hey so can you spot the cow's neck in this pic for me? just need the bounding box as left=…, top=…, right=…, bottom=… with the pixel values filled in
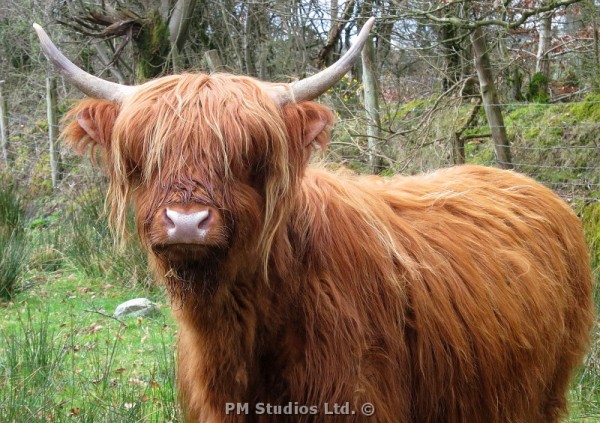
left=157, top=249, right=302, bottom=414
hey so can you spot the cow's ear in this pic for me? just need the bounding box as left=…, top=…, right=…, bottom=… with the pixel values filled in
left=282, top=101, right=335, bottom=152
left=62, top=99, right=120, bottom=154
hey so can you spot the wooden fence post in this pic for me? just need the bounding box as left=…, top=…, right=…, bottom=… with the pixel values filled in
left=361, top=32, right=384, bottom=174
left=0, top=80, right=9, bottom=168
left=205, top=50, right=225, bottom=72
left=47, top=77, right=61, bottom=190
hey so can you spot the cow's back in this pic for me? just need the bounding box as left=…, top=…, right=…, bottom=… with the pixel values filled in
left=293, top=164, right=593, bottom=422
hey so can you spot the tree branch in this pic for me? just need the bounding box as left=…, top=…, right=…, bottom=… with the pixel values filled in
left=316, top=0, right=357, bottom=67
left=406, top=0, right=581, bottom=30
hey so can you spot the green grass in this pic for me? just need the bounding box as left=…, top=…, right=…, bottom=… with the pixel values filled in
left=0, top=270, right=180, bottom=422
left=0, top=175, right=179, bottom=421
left=571, top=334, right=600, bottom=422
left=0, top=173, right=28, bottom=299
left=570, top=201, right=600, bottom=421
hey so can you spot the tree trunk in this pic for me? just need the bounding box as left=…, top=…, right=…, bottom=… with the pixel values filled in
left=218, top=1, right=244, bottom=72
left=241, top=3, right=271, bottom=78
left=470, top=26, right=512, bottom=169
left=452, top=133, right=465, bottom=165
left=135, top=9, right=171, bottom=80
left=169, top=0, right=198, bottom=52
left=243, top=4, right=257, bottom=76
left=331, top=0, right=339, bottom=23
left=205, top=50, right=225, bottom=72
left=166, top=0, right=198, bottom=71
left=440, top=21, right=461, bottom=91
left=94, top=42, right=128, bottom=84
left=509, top=66, right=525, bottom=101
left=453, top=101, right=483, bottom=165
left=535, top=10, right=553, bottom=96
left=316, top=0, right=357, bottom=67
left=254, top=6, right=270, bottom=80
left=595, top=6, right=600, bottom=68
left=591, top=0, right=600, bottom=91
left=0, top=81, right=9, bottom=168
left=46, top=77, right=61, bottom=190
left=362, top=33, right=384, bottom=174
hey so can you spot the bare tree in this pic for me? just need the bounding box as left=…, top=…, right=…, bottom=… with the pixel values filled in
left=361, top=20, right=384, bottom=173
left=471, top=26, right=512, bottom=169
left=55, top=0, right=199, bottom=80
left=316, top=0, right=357, bottom=67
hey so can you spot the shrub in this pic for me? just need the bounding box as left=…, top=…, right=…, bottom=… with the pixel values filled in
left=527, top=72, right=550, bottom=103
left=64, top=183, right=153, bottom=288
left=0, top=174, right=28, bottom=299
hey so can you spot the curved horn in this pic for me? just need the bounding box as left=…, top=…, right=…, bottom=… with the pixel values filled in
left=270, top=17, right=375, bottom=105
left=33, top=23, right=135, bottom=103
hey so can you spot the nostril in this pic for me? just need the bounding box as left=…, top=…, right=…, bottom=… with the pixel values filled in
left=197, top=209, right=211, bottom=228
left=163, top=209, right=175, bottom=228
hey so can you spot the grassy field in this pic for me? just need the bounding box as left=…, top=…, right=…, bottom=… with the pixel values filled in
left=0, top=270, right=180, bottom=422
left=0, top=177, right=181, bottom=422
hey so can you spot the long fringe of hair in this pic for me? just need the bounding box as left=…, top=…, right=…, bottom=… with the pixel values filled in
left=64, top=74, right=313, bottom=273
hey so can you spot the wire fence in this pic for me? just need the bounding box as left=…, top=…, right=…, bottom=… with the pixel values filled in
left=1, top=96, right=599, bottom=207
left=329, top=99, right=600, bottom=206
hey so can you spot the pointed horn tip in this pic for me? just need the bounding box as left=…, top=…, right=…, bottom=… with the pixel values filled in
left=32, top=23, right=45, bottom=37
left=32, top=23, right=51, bottom=48
left=354, top=17, right=376, bottom=47
left=284, top=16, right=376, bottom=104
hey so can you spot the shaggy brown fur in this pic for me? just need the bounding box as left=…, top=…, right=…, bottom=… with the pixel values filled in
left=62, top=73, right=594, bottom=423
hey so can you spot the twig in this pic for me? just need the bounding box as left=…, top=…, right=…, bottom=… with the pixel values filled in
left=550, top=87, right=589, bottom=103
left=84, top=309, right=126, bottom=326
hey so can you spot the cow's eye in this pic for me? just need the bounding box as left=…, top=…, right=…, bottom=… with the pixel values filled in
left=126, top=161, right=142, bottom=182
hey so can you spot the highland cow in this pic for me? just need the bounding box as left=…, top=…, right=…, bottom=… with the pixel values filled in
left=34, top=19, right=593, bottom=423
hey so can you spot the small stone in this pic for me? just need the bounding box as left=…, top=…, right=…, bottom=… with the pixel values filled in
left=113, top=298, right=160, bottom=318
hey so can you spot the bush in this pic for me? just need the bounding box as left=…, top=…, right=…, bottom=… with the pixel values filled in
left=0, top=174, right=28, bottom=299
left=578, top=202, right=600, bottom=271
left=64, top=183, right=153, bottom=288
left=527, top=72, right=550, bottom=103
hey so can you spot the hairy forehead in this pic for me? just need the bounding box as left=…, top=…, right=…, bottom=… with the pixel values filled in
left=116, top=73, right=281, bottom=133
left=110, top=73, right=289, bottom=181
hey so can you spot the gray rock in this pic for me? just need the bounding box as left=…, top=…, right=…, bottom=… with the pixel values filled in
left=113, top=298, right=160, bottom=318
